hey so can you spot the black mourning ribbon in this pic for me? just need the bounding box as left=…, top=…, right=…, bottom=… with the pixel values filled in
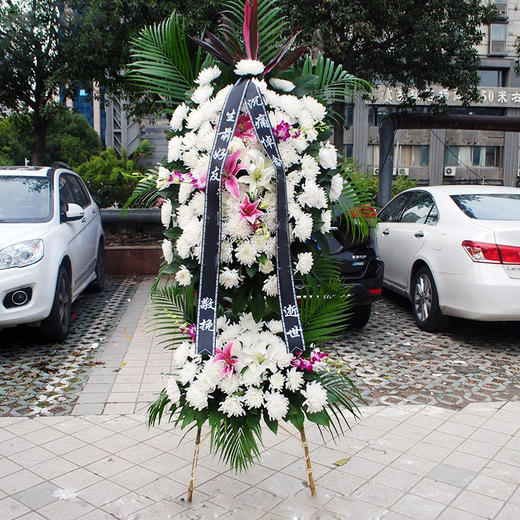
left=195, top=78, right=306, bottom=355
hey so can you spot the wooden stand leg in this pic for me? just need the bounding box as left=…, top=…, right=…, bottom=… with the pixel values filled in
left=299, top=426, right=316, bottom=496
left=187, top=426, right=202, bottom=502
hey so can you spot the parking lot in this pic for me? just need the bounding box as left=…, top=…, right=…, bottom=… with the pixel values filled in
left=336, top=291, right=520, bottom=409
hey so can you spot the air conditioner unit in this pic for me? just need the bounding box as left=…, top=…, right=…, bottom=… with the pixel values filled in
left=489, top=40, right=507, bottom=55
left=373, top=167, right=379, bottom=175
left=392, top=168, right=397, bottom=177
left=397, top=167, right=409, bottom=176
left=444, top=166, right=456, bottom=177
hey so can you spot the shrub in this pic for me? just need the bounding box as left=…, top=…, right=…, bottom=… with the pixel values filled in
left=76, top=148, right=141, bottom=208
left=342, top=159, right=417, bottom=208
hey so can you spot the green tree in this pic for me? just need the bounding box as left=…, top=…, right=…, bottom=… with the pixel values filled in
left=279, top=0, right=496, bottom=106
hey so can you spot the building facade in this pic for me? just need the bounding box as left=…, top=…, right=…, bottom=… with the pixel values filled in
left=345, top=0, right=520, bottom=187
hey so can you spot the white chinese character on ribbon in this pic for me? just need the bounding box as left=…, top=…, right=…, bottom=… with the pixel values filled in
left=247, top=96, right=261, bottom=109
left=226, top=109, right=236, bottom=122
left=209, top=166, right=220, bottom=182
left=272, top=157, right=283, bottom=167
left=254, top=114, right=270, bottom=129
left=218, top=127, right=233, bottom=142
left=286, top=326, right=301, bottom=339
left=283, top=304, right=299, bottom=318
left=261, top=136, right=275, bottom=150
left=200, top=297, right=215, bottom=311
left=200, top=319, right=213, bottom=331
left=213, top=148, right=227, bottom=160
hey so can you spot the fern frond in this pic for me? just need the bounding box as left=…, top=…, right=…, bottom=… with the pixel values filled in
left=123, top=173, right=159, bottom=211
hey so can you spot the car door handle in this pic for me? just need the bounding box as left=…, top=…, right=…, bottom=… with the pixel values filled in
left=382, top=228, right=390, bottom=236
left=414, top=231, right=424, bottom=238
left=81, top=217, right=87, bottom=223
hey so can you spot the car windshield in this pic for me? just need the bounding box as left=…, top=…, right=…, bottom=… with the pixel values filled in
left=0, top=176, right=52, bottom=223
left=451, top=193, right=520, bottom=221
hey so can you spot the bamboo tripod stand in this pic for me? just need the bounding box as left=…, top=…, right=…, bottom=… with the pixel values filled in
left=187, top=424, right=316, bottom=502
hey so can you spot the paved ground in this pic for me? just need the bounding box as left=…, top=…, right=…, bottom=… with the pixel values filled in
left=334, top=292, right=520, bottom=409
left=1, top=278, right=520, bottom=519
left=0, top=277, right=140, bottom=416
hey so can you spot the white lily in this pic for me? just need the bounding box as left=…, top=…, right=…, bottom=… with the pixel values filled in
left=240, top=149, right=275, bottom=195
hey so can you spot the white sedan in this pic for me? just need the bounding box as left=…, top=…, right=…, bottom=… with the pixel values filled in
left=375, top=185, right=520, bottom=331
left=0, top=164, right=104, bottom=342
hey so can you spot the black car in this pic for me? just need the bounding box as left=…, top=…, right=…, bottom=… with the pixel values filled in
left=329, top=215, right=384, bottom=328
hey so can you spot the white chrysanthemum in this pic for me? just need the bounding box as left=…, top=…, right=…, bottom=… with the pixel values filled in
left=179, top=361, right=200, bottom=385
left=278, top=94, right=302, bottom=119
left=219, top=395, right=245, bottom=417
left=318, top=143, right=338, bottom=170
left=302, top=96, right=327, bottom=122
left=259, top=258, right=274, bottom=274
left=269, top=78, right=295, bottom=92
left=287, top=170, right=302, bottom=185
left=189, top=192, right=205, bottom=216
left=161, top=199, right=173, bottom=228
left=329, top=173, right=344, bottom=202
left=191, top=84, right=214, bottom=104
left=244, top=388, right=264, bottom=408
left=298, top=181, right=327, bottom=209
left=269, top=372, right=285, bottom=391
left=239, top=312, right=264, bottom=333
left=241, top=366, right=263, bottom=387
left=302, top=381, right=328, bottom=413
left=265, top=392, right=289, bottom=421
left=214, top=84, right=233, bottom=109
left=183, top=218, right=203, bottom=247
left=235, top=59, right=265, bottom=76
left=221, top=240, right=234, bottom=264
left=170, top=103, right=189, bottom=131
left=195, top=65, right=221, bottom=85
left=267, top=320, right=283, bottom=334
left=225, top=213, right=253, bottom=240
left=218, top=323, right=243, bottom=345
left=252, top=77, right=268, bottom=94
left=321, top=209, right=332, bottom=234
left=173, top=341, right=192, bottom=366
left=176, top=236, right=191, bottom=259
left=229, top=136, right=246, bottom=153
left=295, top=252, right=314, bottom=275
left=177, top=204, right=195, bottom=229
left=178, top=182, right=194, bottom=205
left=235, top=241, right=258, bottom=266
left=262, top=275, right=278, bottom=296
left=168, top=136, right=182, bottom=162
left=186, top=382, right=209, bottom=410
left=220, top=267, right=242, bottom=289
left=197, top=361, right=221, bottom=392
left=166, top=377, right=181, bottom=404
left=219, top=375, right=240, bottom=395
left=301, top=155, right=320, bottom=180
left=175, top=265, right=192, bottom=286
left=292, top=213, right=313, bottom=241
left=278, top=141, right=300, bottom=167
left=162, top=239, right=174, bottom=264
left=286, top=368, right=304, bottom=392
left=185, top=106, right=206, bottom=130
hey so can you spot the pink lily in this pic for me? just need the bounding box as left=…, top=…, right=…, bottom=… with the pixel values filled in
left=223, top=150, right=246, bottom=199
left=234, top=113, right=256, bottom=143
left=213, top=341, right=238, bottom=378
left=239, top=195, right=263, bottom=224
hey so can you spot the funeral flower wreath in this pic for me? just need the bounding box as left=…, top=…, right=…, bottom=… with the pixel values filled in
left=126, top=0, right=373, bottom=490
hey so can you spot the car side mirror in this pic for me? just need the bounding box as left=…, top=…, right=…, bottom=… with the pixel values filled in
left=62, top=203, right=84, bottom=222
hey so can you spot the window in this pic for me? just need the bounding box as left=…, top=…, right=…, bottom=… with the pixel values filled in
left=477, top=69, right=506, bottom=87
left=366, top=144, right=380, bottom=167
left=344, top=144, right=353, bottom=158
left=397, top=145, right=429, bottom=167
left=451, top=194, right=520, bottom=220
left=400, top=192, right=437, bottom=225
left=345, top=104, right=354, bottom=127
left=0, top=176, right=52, bottom=223
left=368, top=106, right=393, bottom=126
left=444, top=146, right=502, bottom=168
left=378, top=192, right=411, bottom=222
left=489, top=23, right=507, bottom=55
left=60, top=174, right=90, bottom=212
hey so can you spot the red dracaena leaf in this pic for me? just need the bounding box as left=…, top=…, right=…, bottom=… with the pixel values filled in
left=276, top=46, right=308, bottom=71
left=243, top=0, right=259, bottom=60
left=264, top=29, right=300, bottom=74
left=190, top=36, right=233, bottom=65
left=220, top=15, right=244, bottom=60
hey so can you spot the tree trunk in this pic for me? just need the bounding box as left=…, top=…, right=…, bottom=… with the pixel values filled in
left=32, top=111, right=48, bottom=166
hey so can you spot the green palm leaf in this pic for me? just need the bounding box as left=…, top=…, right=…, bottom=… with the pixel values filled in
left=221, top=0, right=290, bottom=63
left=123, top=173, right=159, bottom=211
left=148, top=284, right=195, bottom=349
left=126, top=12, right=199, bottom=102
left=300, top=275, right=352, bottom=344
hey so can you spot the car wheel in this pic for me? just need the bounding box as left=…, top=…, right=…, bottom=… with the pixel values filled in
left=412, top=266, right=450, bottom=332
left=348, top=303, right=372, bottom=329
left=40, top=266, right=72, bottom=342
left=89, top=241, right=105, bottom=293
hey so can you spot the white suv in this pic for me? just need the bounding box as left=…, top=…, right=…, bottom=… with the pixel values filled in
left=0, top=163, right=105, bottom=342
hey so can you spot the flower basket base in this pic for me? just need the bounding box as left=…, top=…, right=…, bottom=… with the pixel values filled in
left=186, top=424, right=317, bottom=501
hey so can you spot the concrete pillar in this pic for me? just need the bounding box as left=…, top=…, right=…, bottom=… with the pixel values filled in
left=92, top=83, right=101, bottom=137
left=353, top=97, right=369, bottom=169
left=429, top=129, right=445, bottom=186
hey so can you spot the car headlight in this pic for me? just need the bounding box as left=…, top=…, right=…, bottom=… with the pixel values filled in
left=0, top=240, right=44, bottom=270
